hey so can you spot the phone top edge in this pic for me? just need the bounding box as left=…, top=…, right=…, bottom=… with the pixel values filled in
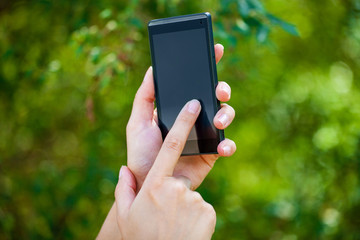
left=148, top=12, right=210, bottom=27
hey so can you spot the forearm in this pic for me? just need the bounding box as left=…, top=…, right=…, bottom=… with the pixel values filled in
left=97, top=202, right=122, bottom=240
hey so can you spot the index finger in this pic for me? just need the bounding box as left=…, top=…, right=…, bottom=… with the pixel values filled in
left=147, top=100, right=201, bottom=179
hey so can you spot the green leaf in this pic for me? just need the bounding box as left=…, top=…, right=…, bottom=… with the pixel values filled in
left=256, top=24, right=270, bottom=43
left=247, top=0, right=265, bottom=13
left=233, top=19, right=250, bottom=35
left=238, top=0, right=250, bottom=17
left=278, top=21, right=299, bottom=36
left=267, top=14, right=299, bottom=36
left=266, top=13, right=282, bottom=24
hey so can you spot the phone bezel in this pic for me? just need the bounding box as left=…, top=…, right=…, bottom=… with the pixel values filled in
left=148, top=13, right=224, bottom=155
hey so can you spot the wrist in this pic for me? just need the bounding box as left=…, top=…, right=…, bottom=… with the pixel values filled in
left=97, top=202, right=123, bottom=240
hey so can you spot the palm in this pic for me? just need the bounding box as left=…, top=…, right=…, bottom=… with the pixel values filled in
left=127, top=118, right=162, bottom=188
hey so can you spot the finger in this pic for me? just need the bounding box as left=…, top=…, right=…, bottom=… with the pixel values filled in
left=214, top=43, right=224, bottom=64
left=213, top=103, right=235, bottom=129
left=174, top=175, right=192, bottom=189
left=148, top=100, right=201, bottom=178
left=216, top=81, right=231, bottom=102
left=129, top=67, right=155, bottom=126
left=217, top=138, right=236, bottom=157
left=115, top=166, right=137, bottom=220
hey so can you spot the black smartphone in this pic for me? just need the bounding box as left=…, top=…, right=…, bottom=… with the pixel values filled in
left=148, top=12, right=224, bottom=155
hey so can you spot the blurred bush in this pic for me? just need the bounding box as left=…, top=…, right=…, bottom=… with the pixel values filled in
left=0, top=0, right=360, bottom=239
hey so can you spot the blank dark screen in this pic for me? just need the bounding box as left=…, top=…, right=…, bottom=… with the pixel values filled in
left=152, top=28, right=217, bottom=141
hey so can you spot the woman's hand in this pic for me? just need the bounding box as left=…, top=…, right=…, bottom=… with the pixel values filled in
left=97, top=49, right=233, bottom=238
left=127, top=44, right=236, bottom=190
left=116, top=100, right=216, bottom=240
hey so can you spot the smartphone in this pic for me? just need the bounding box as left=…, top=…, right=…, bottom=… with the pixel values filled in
left=148, top=12, right=224, bottom=155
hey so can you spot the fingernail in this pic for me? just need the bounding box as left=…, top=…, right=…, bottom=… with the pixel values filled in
left=187, top=100, right=200, bottom=114
left=223, top=145, right=231, bottom=155
left=119, top=166, right=124, bottom=178
left=218, top=113, right=229, bottom=127
left=220, top=44, right=224, bottom=52
left=143, top=66, right=152, bottom=82
left=222, top=85, right=230, bottom=98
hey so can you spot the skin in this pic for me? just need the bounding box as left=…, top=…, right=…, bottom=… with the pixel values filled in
left=97, top=44, right=236, bottom=239
left=115, top=100, right=216, bottom=240
left=127, top=44, right=236, bottom=191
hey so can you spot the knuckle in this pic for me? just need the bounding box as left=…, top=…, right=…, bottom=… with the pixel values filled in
left=192, top=192, right=204, bottom=203
left=146, top=180, right=163, bottom=202
left=147, top=178, right=162, bottom=193
left=203, top=203, right=217, bottom=226
left=203, top=202, right=215, bottom=215
left=147, top=187, right=157, bottom=202
left=165, top=136, right=182, bottom=152
left=173, top=181, right=187, bottom=194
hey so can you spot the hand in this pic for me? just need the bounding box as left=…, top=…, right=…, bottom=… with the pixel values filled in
left=116, top=100, right=216, bottom=240
left=127, top=44, right=236, bottom=190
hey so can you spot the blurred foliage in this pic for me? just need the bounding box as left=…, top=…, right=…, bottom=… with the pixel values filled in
left=1, top=0, right=360, bottom=239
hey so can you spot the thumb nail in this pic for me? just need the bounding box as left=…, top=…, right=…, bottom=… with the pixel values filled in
left=119, top=166, right=124, bottom=178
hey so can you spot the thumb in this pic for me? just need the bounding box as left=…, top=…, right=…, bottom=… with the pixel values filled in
left=129, top=66, right=155, bottom=125
left=115, top=166, right=137, bottom=220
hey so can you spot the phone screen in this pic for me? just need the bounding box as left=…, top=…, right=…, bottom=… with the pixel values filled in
left=152, top=27, right=218, bottom=143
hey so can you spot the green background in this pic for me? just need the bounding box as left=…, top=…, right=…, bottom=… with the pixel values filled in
left=1, top=0, right=360, bottom=239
